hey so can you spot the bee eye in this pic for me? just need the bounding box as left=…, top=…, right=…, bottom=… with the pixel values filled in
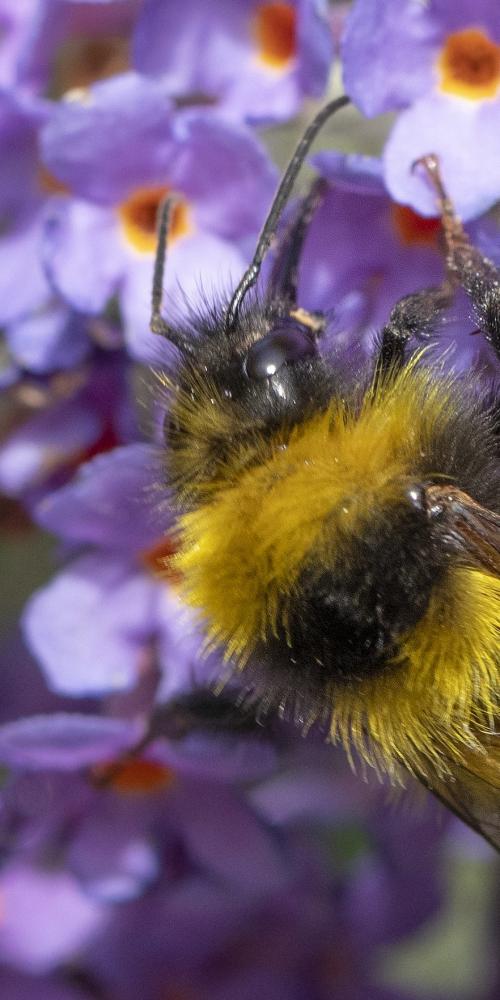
left=244, top=324, right=317, bottom=380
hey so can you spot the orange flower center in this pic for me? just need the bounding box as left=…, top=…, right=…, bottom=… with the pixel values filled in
left=119, top=186, right=190, bottom=254
left=391, top=204, right=441, bottom=247
left=141, top=535, right=183, bottom=585
left=93, top=757, right=175, bottom=794
left=438, top=27, right=500, bottom=99
left=253, top=2, right=297, bottom=68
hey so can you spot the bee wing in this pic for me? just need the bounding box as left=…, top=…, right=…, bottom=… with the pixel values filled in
left=417, top=738, right=500, bottom=851
left=425, top=484, right=500, bottom=576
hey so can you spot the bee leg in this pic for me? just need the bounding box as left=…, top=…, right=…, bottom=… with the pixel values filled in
left=374, top=282, right=453, bottom=382
left=416, top=154, right=500, bottom=362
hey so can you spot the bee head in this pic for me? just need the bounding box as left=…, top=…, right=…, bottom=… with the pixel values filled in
left=165, top=301, right=337, bottom=504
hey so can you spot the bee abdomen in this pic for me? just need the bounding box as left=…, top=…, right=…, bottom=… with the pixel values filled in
left=256, top=510, right=445, bottom=691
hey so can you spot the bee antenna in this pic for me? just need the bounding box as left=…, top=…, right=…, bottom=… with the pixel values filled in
left=151, top=195, right=195, bottom=355
left=224, top=94, right=350, bottom=334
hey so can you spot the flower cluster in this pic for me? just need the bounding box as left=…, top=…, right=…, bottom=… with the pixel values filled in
left=1, top=0, right=499, bottom=997
left=343, top=0, right=500, bottom=220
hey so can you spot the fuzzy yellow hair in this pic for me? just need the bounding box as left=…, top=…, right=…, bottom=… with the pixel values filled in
left=168, top=363, right=499, bottom=778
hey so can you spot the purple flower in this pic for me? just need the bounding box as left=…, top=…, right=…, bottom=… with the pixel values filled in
left=251, top=742, right=448, bottom=946
left=293, top=151, right=500, bottom=376
left=0, top=0, right=37, bottom=89
left=4, top=0, right=138, bottom=95
left=0, top=862, right=105, bottom=974
left=40, top=73, right=278, bottom=362
left=20, top=442, right=219, bottom=705
left=0, top=89, right=96, bottom=375
left=300, top=152, right=443, bottom=340
left=0, top=351, right=134, bottom=505
left=11, top=433, right=278, bottom=784
left=0, top=712, right=143, bottom=770
left=0, top=730, right=287, bottom=906
left=342, top=0, right=500, bottom=220
left=0, top=89, right=51, bottom=328
left=133, top=0, right=333, bottom=124
left=5, top=305, right=94, bottom=376
left=69, top=755, right=446, bottom=1000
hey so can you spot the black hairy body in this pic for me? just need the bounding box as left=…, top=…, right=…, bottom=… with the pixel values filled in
left=151, top=101, right=500, bottom=848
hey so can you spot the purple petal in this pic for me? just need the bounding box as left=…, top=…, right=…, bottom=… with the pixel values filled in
left=341, top=0, right=440, bottom=116
left=170, top=112, right=278, bottom=239
left=0, top=0, right=37, bottom=90
left=114, top=248, right=163, bottom=364
left=298, top=180, right=443, bottom=328
left=42, top=198, right=124, bottom=314
left=170, top=779, right=290, bottom=892
left=68, top=803, right=159, bottom=903
left=16, top=0, right=137, bottom=91
left=40, top=73, right=176, bottom=204
left=0, top=213, right=50, bottom=325
left=133, top=0, right=252, bottom=91
left=0, top=863, right=104, bottom=974
left=34, top=443, right=170, bottom=551
left=0, top=713, right=142, bottom=770
left=154, top=587, right=212, bottom=699
left=134, top=0, right=332, bottom=123
left=312, top=150, right=386, bottom=195
left=251, top=757, right=353, bottom=824
left=297, top=0, right=334, bottom=98
left=22, top=554, right=161, bottom=696
left=0, top=398, right=100, bottom=497
left=220, top=60, right=301, bottom=125
left=384, top=93, right=500, bottom=221
left=0, top=89, right=46, bottom=219
left=121, top=231, right=246, bottom=362
left=5, top=304, right=90, bottom=373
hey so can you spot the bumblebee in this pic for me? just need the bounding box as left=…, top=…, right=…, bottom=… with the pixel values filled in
left=152, top=97, right=500, bottom=851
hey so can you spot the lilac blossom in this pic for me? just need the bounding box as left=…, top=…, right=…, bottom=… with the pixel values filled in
left=0, top=713, right=143, bottom=770
left=0, top=350, right=135, bottom=507
left=342, top=0, right=500, bottom=220
left=294, top=151, right=497, bottom=375
left=0, top=705, right=448, bottom=999
left=0, top=88, right=95, bottom=376
left=40, top=73, right=278, bottom=362
left=133, top=0, right=333, bottom=124
left=0, top=0, right=37, bottom=89
left=0, top=89, right=51, bottom=327
left=21, top=442, right=206, bottom=698
left=11, top=437, right=277, bottom=779
left=0, top=862, right=106, bottom=974
left=299, top=152, right=444, bottom=337
left=3, top=0, right=139, bottom=95
left=0, top=0, right=499, bottom=994
left=5, top=305, right=92, bottom=376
